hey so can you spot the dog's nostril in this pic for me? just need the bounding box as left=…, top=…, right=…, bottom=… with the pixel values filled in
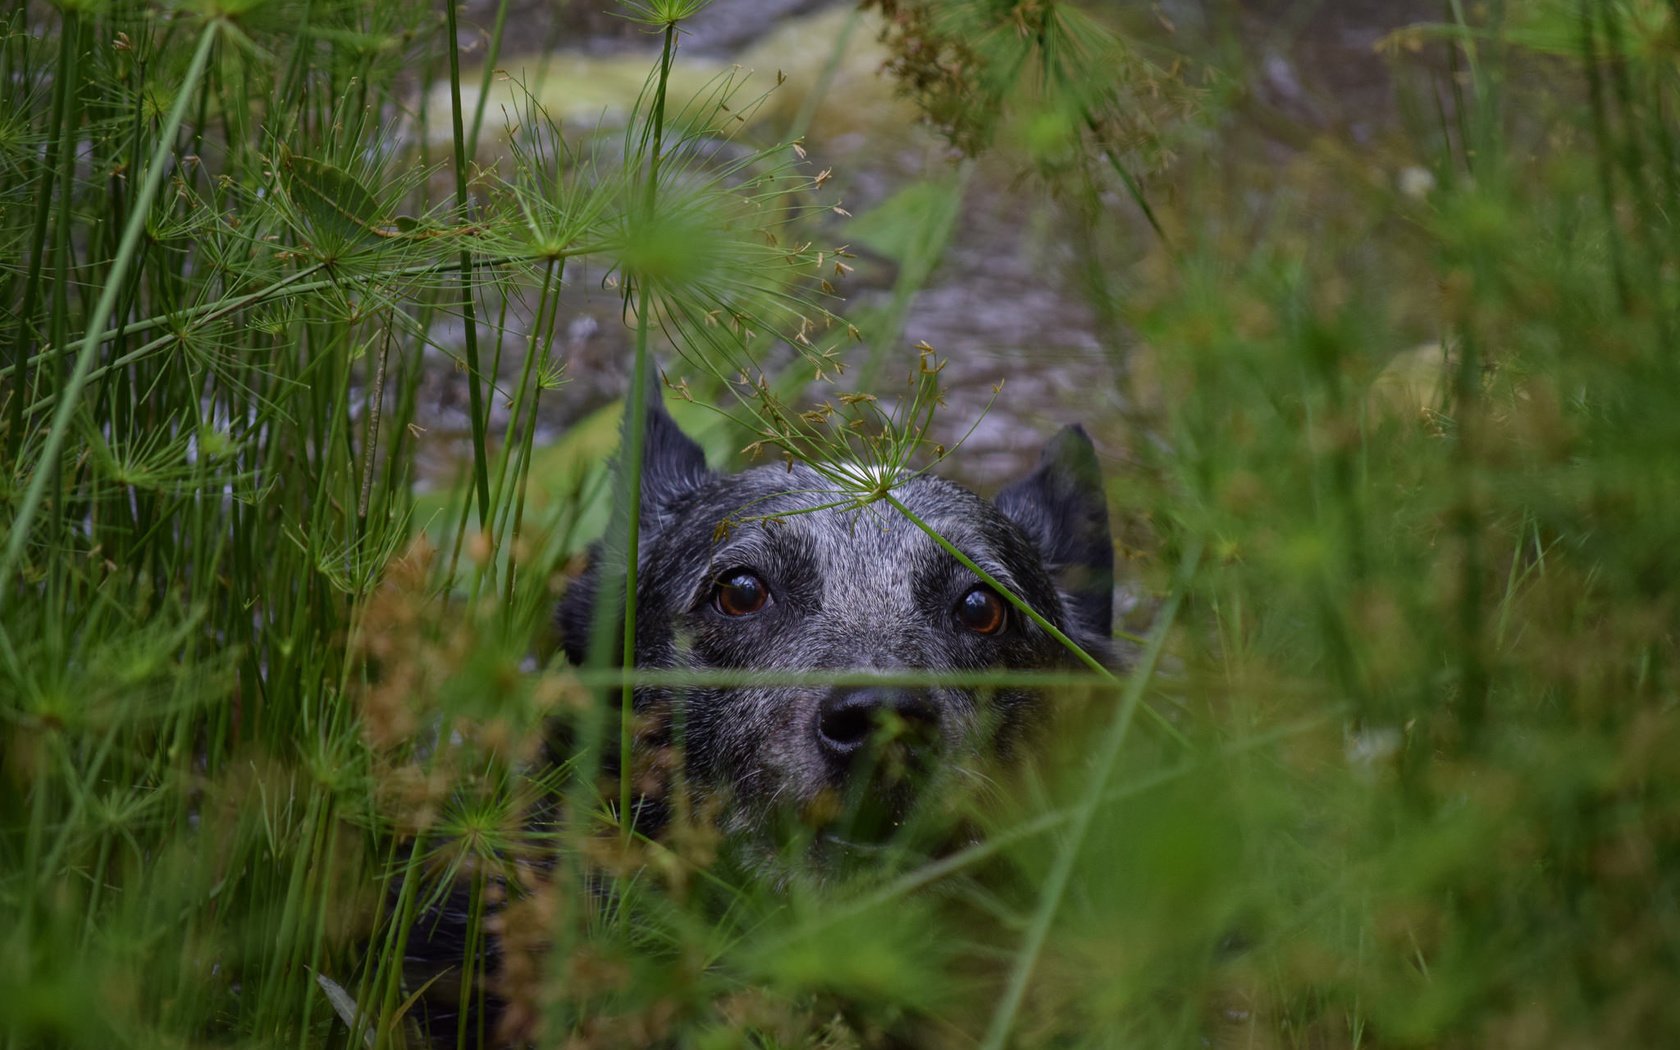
left=817, top=691, right=875, bottom=754
left=819, top=692, right=873, bottom=749
left=817, top=689, right=939, bottom=759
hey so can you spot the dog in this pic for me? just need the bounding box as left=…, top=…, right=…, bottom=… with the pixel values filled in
left=558, top=392, right=1117, bottom=848
left=402, top=391, right=1117, bottom=1045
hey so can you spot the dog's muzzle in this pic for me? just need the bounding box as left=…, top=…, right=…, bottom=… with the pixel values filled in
left=806, top=686, right=948, bottom=847
left=815, top=686, right=942, bottom=764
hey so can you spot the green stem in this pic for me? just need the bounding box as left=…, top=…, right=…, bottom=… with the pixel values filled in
left=618, top=21, right=680, bottom=840
left=883, top=492, right=1188, bottom=745
left=499, top=258, right=564, bottom=610
left=443, top=0, right=493, bottom=529
left=46, top=11, right=83, bottom=374
left=455, top=872, right=488, bottom=1050
left=467, top=0, right=512, bottom=158
left=5, top=10, right=77, bottom=457
left=1092, top=129, right=1167, bottom=244
left=980, top=538, right=1202, bottom=1050
left=858, top=163, right=970, bottom=392
left=758, top=707, right=1324, bottom=961
left=785, top=6, right=861, bottom=144
left=0, top=22, right=220, bottom=612
left=883, top=491, right=1115, bottom=681
left=5, top=244, right=617, bottom=420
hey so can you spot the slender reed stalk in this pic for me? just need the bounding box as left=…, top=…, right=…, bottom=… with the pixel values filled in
left=981, top=538, right=1202, bottom=1049
left=0, top=22, right=219, bottom=610
left=443, top=0, right=494, bottom=529
left=616, top=21, right=682, bottom=840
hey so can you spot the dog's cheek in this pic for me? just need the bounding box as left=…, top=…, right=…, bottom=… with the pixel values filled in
left=688, top=614, right=780, bottom=672
left=1002, top=613, right=1081, bottom=670
left=930, top=688, right=982, bottom=753
left=688, top=687, right=821, bottom=796
left=664, top=621, right=701, bottom=671
left=976, top=687, right=1042, bottom=761
left=749, top=688, right=832, bottom=820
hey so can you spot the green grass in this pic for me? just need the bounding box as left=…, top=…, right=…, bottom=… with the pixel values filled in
left=3, top=0, right=1679, bottom=1047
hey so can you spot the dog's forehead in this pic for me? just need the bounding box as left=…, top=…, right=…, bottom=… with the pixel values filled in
left=692, top=464, right=1017, bottom=577
left=723, top=464, right=986, bottom=529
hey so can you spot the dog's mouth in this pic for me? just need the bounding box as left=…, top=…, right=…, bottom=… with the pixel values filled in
left=810, top=786, right=988, bottom=875
left=796, top=763, right=931, bottom=860
left=766, top=715, right=972, bottom=864
left=834, top=782, right=918, bottom=844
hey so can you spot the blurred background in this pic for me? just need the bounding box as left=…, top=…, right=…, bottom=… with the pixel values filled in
left=418, top=0, right=1444, bottom=484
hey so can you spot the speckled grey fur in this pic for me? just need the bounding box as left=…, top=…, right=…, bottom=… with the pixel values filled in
left=400, top=399, right=1119, bottom=1046
left=559, top=396, right=1117, bottom=841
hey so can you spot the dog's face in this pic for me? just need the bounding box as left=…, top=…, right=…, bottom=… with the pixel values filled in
left=560, top=400, right=1115, bottom=848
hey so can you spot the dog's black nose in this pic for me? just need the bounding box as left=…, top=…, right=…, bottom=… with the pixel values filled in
left=816, top=688, right=940, bottom=760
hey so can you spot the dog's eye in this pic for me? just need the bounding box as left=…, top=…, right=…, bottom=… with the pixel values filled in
left=956, top=585, right=1007, bottom=635
left=712, top=571, right=769, bottom=617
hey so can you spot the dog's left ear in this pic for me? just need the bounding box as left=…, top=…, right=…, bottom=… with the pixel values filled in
left=994, top=425, right=1114, bottom=638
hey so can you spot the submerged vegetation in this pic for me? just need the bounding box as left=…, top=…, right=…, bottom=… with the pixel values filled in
left=3, top=0, right=1679, bottom=1046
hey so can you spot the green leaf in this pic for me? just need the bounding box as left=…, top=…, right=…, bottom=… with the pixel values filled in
left=845, top=176, right=965, bottom=265
left=281, top=147, right=383, bottom=250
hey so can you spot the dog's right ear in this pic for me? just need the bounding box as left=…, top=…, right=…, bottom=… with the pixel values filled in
left=559, top=388, right=712, bottom=667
